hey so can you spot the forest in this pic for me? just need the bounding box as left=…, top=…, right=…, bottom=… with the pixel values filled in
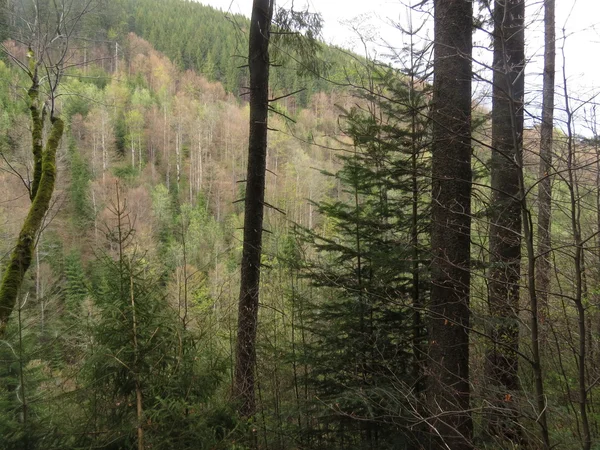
left=0, top=0, right=598, bottom=449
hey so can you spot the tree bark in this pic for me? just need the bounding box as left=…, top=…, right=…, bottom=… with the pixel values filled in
left=234, top=0, right=273, bottom=417
left=536, top=0, right=555, bottom=319
left=486, top=0, right=525, bottom=441
left=428, top=1, right=473, bottom=448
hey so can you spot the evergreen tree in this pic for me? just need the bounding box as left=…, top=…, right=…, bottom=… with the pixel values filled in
left=296, top=62, right=431, bottom=449
left=67, top=138, right=94, bottom=230
left=81, top=187, right=233, bottom=450
left=235, top=0, right=274, bottom=418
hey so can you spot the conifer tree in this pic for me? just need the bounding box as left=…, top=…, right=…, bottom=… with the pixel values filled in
left=297, top=61, right=431, bottom=449
left=83, top=186, right=233, bottom=450
left=235, top=0, right=273, bottom=418
left=235, top=0, right=324, bottom=417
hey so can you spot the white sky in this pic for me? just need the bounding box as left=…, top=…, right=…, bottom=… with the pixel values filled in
left=198, top=0, right=600, bottom=133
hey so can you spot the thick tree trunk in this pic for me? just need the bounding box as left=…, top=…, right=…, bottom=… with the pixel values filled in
left=0, top=84, right=64, bottom=336
left=234, top=0, right=273, bottom=417
left=486, top=0, right=525, bottom=441
left=428, top=1, right=473, bottom=448
left=536, top=0, right=555, bottom=319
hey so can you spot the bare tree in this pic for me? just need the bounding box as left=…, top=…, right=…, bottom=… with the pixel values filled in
left=536, top=0, right=555, bottom=317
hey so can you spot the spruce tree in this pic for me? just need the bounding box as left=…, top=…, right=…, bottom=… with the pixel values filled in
left=297, top=62, right=431, bottom=449
left=82, top=187, right=234, bottom=450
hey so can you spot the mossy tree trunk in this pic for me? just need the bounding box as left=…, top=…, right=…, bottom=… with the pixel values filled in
left=0, top=81, right=64, bottom=336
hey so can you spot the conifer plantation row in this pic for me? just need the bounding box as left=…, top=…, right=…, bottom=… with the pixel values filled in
left=1, top=0, right=600, bottom=449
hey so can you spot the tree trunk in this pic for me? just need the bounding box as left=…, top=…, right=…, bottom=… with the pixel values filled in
left=101, top=109, right=108, bottom=185
left=234, top=0, right=273, bottom=417
left=536, top=0, right=555, bottom=319
left=563, top=61, right=592, bottom=450
left=486, top=0, right=525, bottom=441
left=428, top=1, right=473, bottom=448
left=176, top=121, right=181, bottom=188
left=0, top=83, right=64, bottom=336
left=130, top=273, right=144, bottom=450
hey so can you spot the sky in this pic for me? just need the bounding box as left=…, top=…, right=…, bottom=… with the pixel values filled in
left=197, top=0, right=600, bottom=133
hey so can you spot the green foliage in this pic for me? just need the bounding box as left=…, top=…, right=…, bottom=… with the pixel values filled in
left=67, top=138, right=94, bottom=229
left=0, top=296, right=72, bottom=450
left=0, top=336, right=28, bottom=449
left=295, top=62, right=431, bottom=448
left=64, top=250, right=88, bottom=310
left=79, top=196, right=234, bottom=449
left=112, top=164, right=139, bottom=181
left=100, top=0, right=356, bottom=103
left=152, top=183, right=177, bottom=247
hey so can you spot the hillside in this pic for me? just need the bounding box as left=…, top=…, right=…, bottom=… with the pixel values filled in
left=3, top=0, right=600, bottom=449
left=0, top=17, right=359, bottom=443
left=82, top=0, right=357, bottom=104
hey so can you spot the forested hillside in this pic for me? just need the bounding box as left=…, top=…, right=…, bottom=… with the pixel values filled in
left=0, top=2, right=356, bottom=446
left=80, top=0, right=352, bottom=103
left=2, top=0, right=600, bottom=449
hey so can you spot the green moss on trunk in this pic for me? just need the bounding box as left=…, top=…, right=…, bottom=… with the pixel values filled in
left=0, top=114, right=64, bottom=336
left=29, top=85, right=44, bottom=200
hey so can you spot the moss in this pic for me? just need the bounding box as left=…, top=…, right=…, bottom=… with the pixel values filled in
left=29, top=85, right=44, bottom=200
left=0, top=114, right=64, bottom=336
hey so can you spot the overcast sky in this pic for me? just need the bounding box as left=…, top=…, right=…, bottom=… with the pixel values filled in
left=198, top=0, right=600, bottom=132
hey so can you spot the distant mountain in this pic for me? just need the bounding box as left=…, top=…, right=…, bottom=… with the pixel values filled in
left=91, top=0, right=356, bottom=106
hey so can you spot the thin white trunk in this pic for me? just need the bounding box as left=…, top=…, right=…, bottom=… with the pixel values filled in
left=101, top=111, right=107, bottom=185
left=91, top=133, right=97, bottom=177
left=138, top=135, right=142, bottom=172
left=164, top=106, right=170, bottom=191
left=131, top=135, right=135, bottom=169
left=189, top=145, right=193, bottom=203
left=198, top=129, right=203, bottom=191
left=176, top=123, right=181, bottom=187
